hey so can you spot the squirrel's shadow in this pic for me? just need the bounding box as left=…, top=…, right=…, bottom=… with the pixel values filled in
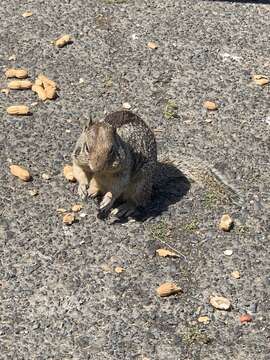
left=134, top=161, right=191, bottom=222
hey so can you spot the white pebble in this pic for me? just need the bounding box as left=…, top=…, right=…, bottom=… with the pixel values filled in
left=224, top=249, right=233, bottom=256
left=122, top=102, right=131, bottom=110
left=42, top=173, right=51, bottom=180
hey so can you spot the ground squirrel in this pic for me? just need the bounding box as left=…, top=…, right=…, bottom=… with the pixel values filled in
left=72, top=110, right=157, bottom=219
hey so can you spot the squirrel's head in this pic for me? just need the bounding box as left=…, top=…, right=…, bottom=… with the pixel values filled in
left=74, top=117, right=124, bottom=173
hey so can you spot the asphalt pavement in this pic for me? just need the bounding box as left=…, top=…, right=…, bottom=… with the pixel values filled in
left=0, top=1, right=269, bottom=359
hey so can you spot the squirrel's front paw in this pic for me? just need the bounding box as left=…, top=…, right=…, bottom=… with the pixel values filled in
left=98, top=192, right=114, bottom=217
left=78, top=184, right=88, bottom=199
left=88, top=187, right=99, bottom=198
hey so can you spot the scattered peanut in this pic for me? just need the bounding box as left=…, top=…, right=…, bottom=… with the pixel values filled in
left=32, top=85, right=47, bottom=101
left=54, top=34, right=72, bottom=48
left=45, top=85, right=57, bottom=100
left=115, top=267, right=125, bottom=273
left=5, top=68, right=28, bottom=79
left=156, top=282, right=182, bottom=297
left=10, top=164, right=31, bottom=181
left=37, top=74, right=57, bottom=89
left=63, top=165, right=76, bottom=182
left=32, top=74, right=57, bottom=100
left=6, top=105, right=30, bottom=115
left=8, top=80, right=32, bottom=90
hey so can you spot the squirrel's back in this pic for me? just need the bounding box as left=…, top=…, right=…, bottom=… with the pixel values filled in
left=103, top=110, right=157, bottom=170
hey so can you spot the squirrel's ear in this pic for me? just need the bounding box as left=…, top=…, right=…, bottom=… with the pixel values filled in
left=80, top=115, right=93, bottom=130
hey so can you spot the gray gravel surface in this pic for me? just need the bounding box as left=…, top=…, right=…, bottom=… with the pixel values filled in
left=0, top=1, right=269, bottom=359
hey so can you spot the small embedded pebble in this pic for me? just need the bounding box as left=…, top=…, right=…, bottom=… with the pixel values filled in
left=22, top=11, right=33, bottom=17
left=198, top=316, right=210, bottom=324
left=122, top=102, right=131, bottom=110
left=79, top=212, right=87, bottom=218
left=224, top=249, right=233, bottom=256
left=42, top=173, right=51, bottom=180
left=231, top=271, right=240, bottom=279
left=219, top=214, right=234, bottom=232
left=240, top=313, right=253, bottom=323
left=210, top=296, right=231, bottom=310
left=57, top=208, right=67, bottom=213
left=8, top=54, right=17, bottom=61
left=249, top=303, right=258, bottom=313
left=29, top=189, right=38, bottom=196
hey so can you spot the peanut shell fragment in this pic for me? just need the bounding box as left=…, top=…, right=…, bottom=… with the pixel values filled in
left=7, top=105, right=30, bottom=115
left=148, top=41, right=158, bottom=49
left=8, top=80, right=32, bottom=90
left=156, top=282, right=182, bottom=297
left=156, top=248, right=179, bottom=258
left=54, top=34, right=72, bottom=48
left=32, top=84, right=47, bottom=101
left=10, top=164, right=31, bottom=181
left=219, top=214, right=233, bottom=232
left=231, top=271, right=240, bottom=279
left=198, top=316, right=210, bottom=324
left=252, top=74, right=269, bottom=86
left=22, top=11, right=33, bottom=18
left=203, top=101, right=218, bottom=111
left=63, top=213, right=75, bottom=225
left=5, top=68, right=28, bottom=79
left=71, top=204, right=83, bottom=212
